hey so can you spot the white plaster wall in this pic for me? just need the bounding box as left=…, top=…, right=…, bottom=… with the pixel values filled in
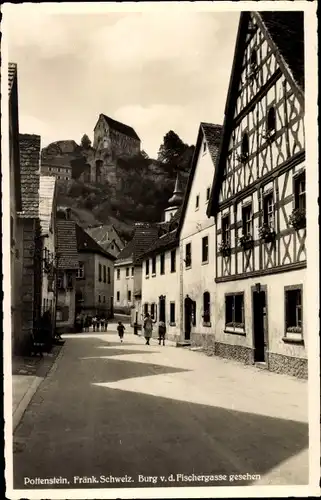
left=141, top=249, right=180, bottom=336
left=214, top=268, right=307, bottom=359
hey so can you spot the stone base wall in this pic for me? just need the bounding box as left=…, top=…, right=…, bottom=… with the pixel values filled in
left=214, top=341, right=254, bottom=365
left=189, top=335, right=307, bottom=379
left=268, top=352, right=308, bottom=379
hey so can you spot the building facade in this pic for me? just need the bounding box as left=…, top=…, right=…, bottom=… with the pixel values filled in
left=18, top=134, right=43, bottom=355
left=39, top=176, right=58, bottom=332
left=114, top=223, right=159, bottom=326
left=56, top=219, right=79, bottom=332
left=207, top=12, right=306, bottom=378
left=75, top=225, right=116, bottom=318
left=41, top=161, right=72, bottom=181
left=9, top=63, right=24, bottom=355
left=178, top=123, right=222, bottom=346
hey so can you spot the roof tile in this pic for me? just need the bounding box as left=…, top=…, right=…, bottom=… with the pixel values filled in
left=39, top=176, right=56, bottom=235
left=19, top=134, right=41, bottom=218
left=101, top=114, right=140, bottom=141
left=56, top=220, right=79, bottom=269
left=76, top=224, right=116, bottom=260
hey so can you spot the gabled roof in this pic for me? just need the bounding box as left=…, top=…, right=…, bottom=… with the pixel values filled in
left=176, top=122, right=222, bottom=234
left=258, top=12, right=304, bottom=92
left=85, top=224, right=125, bottom=248
left=95, top=113, right=140, bottom=141
left=39, top=176, right=56, bottom=235
left=56, top=220, right=79, bottom=270
left=140, top=207, right=183, bottom=259
left=19, top=134, right=41, bottom=218
left=116, top=223, right=159, bottom=264
left=207, top=11, right=305, bottom=218
left=76, top=224, right=116, bottom=261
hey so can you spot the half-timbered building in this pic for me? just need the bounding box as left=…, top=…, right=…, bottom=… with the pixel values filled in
left=207, top=12, right=306, bottom=378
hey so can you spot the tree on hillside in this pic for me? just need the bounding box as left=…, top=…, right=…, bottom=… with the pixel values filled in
left=81, top=134, right=92, bottom=149
left=157, top=130, right=186, bottom=165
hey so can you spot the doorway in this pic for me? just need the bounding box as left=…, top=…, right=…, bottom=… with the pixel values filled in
left=252, top=288, right=267, bottom=363
left=184, top=295, right=193, bottom=341
left=110, top=296, right=114, bottom=319
left=159, top=295, right=166, bottom=322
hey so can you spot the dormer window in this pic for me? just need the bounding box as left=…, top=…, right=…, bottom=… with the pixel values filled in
left=267, top=107, right=276, bottom=135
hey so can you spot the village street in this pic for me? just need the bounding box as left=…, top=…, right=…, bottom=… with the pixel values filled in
left=13, top=322, right=308, bottom=490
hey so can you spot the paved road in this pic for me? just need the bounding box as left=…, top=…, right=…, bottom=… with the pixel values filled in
left=13, top=327, right=308, bottom=490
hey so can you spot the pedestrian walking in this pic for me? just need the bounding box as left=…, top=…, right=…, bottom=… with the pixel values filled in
left=158, top=320, right=166, bottom=346
left=84, top=315, right=90, bottom=332
left=96, top=316, right=101, bottom=332
left=92, top=316, right=97, bottom=332
left=143, top=313, right=155, bottom=345
left=117, top=321, right=125, bottom=343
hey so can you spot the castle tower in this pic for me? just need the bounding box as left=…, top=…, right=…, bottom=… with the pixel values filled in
left=163, top=171, right=184, bottom=222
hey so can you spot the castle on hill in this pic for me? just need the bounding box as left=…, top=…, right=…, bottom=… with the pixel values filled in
left=41, top=114, right=141, bottom=185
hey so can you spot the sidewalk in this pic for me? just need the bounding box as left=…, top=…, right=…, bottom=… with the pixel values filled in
left=12, top=345, right=62, bottom=432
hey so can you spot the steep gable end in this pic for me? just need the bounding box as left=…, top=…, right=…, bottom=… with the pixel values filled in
left=207, top=11, right=305, bottom=217
left=178, top=123, right=222, bottom=239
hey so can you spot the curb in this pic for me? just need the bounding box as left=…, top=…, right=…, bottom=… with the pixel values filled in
left=12, top=347, right=65, bottom=433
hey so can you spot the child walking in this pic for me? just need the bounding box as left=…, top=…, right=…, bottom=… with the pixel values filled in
left=117, top=321, right=125, bottom=343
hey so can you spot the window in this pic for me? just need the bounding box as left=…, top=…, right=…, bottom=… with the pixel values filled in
left=103, top=296, right=106, bottom=303
left=195, top=195, right=200, bottom=210
left=242, top=204, right=252, bottom=235
left=160, top=253, right=165, bottom=275
left=225, top=293, right=244, bottom=328
left=10, top=216, right=14, bottom=247
left=117, top=291, right=120, bottom=301
left=285, top=287, right=303, bottom=336
left=170, top=302, right=176, bottom=324
left=294, top=173, right=306, bottom=211
left=126, top=267, right=129, bottom=277
left=263, top=194, right=274, bottom=227
left=202, top=236, right=209, bottom=263
left=170, top=249, right=176, bottom=273
left=108, top=267, right=111, bottom=284
left=267, top=107, right=276, bottom=134
left=98, top=263, right=102, bottom=282
left=144, top=303, right=149, bottom=316
left=145, top=259, right=150, bottom=276
left=250, top=49, right=257, bottom=69
left=222, top=215, right=230, bottom=244
left=203, top=292, right=211, bottom=324
left=191, top=301, right=196, bottom=326
left=111, top=244, right=114, bottom=250
left=241, top=133, right=249, bottom=159
left=206, top=187, right=210, bottom=202
left=57, top=272, right=64, bottom=289
left=66, top=272, right=73, bottom=289
left=98, top=295, right=101, bottom=303
left=128, top=290, right=132, bottom=301
left=117, top=269, right=120, bottom=280
left=103, top=265, right=107, bottom=283
left=151, top=303, right=155, bottom=320
left=185, top=243, right=192, bottom=268
left=131, top=267, right=134, bottom=276
left=203, top=142, right=207, bottom=153
left=152, top=256, right=156, bottom=275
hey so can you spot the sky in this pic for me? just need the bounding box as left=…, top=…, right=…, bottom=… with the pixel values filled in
left=4, top=4, right=240, bottom=158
